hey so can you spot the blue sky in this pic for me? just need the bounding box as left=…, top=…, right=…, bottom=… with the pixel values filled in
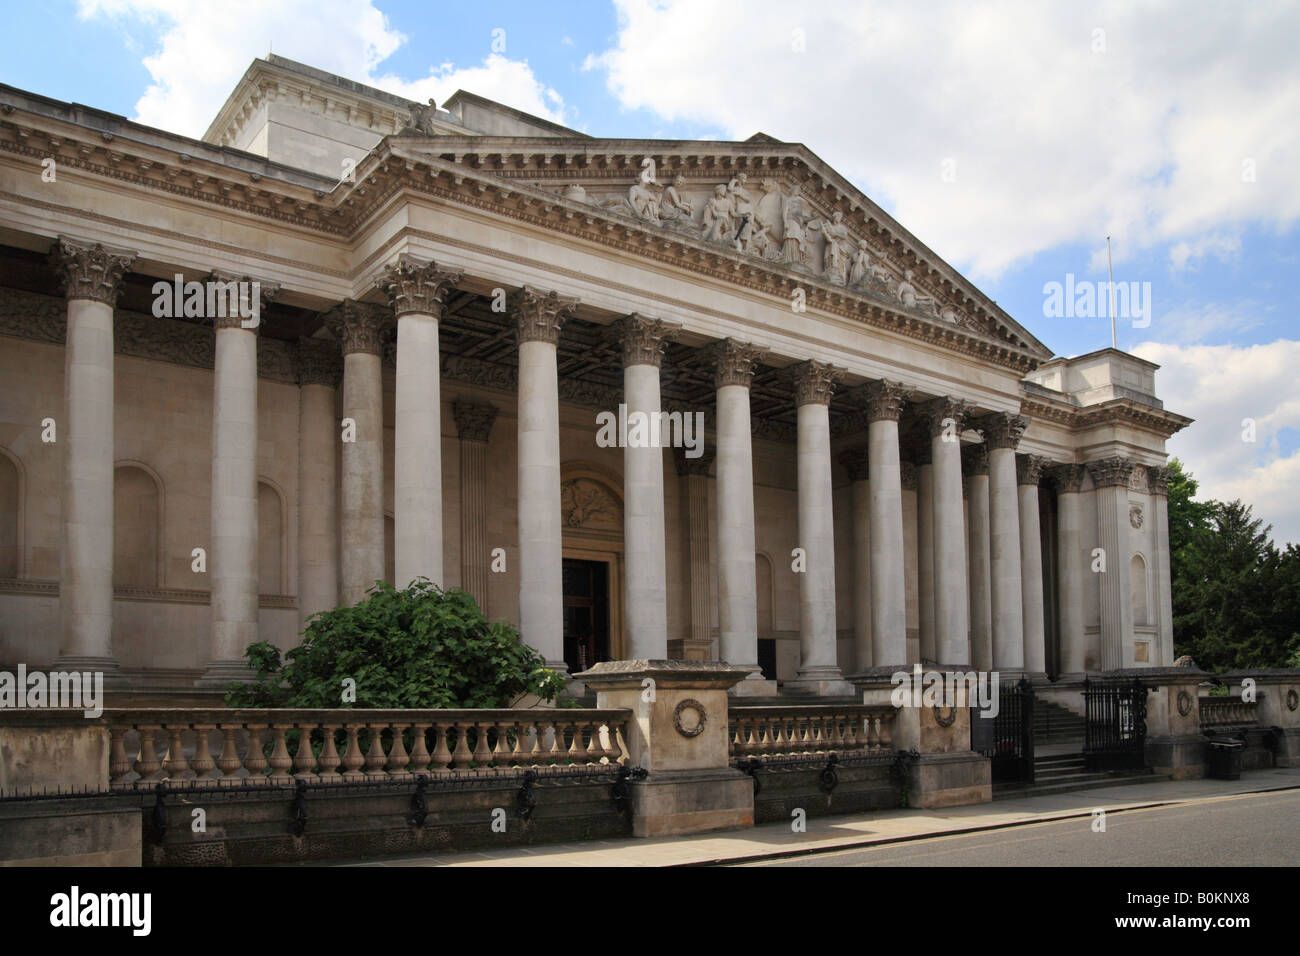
left=6, top=0, right=1300, bottom=542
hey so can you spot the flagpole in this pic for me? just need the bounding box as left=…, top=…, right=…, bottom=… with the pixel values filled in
left=1107, top=236, right=1117, bottom=349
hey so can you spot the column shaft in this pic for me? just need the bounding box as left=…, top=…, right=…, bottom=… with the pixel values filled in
left=624, top=362, right=668, bottom=658
left=1052, top=465, right=1086, bottom=675
left=866, top=383, right=908, bottom=667
left=966, top=469, right=993, bottom=672
left=297, top=378, right=339, bottom=625
left=917, top=461, right=936, bottom=662
left=796, top=401, right=837, bottom=672
left=716, top=384, right=758, bottom=670
left=932, top=431, right=969, bottom=666
left=1018, top=456, right=1048, bottom=674
left=393, top=313, right=443, bottom=587
left=518, top=340, right=564, bottom=666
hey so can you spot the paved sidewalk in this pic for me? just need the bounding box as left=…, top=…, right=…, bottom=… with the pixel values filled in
left=350, top=765, right=1300, bottom=867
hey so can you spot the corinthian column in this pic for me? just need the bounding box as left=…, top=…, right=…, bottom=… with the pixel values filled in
left=864, top=380, right=910, bottom=668
left=919, top=397, right=971, bottom=665
left=840, top=447, right=872, bottom=671
left=963, top=445, right=993, bottom=672
left=376, top=256, right=461, bottom=589
left=787, top=360, right=849, bottom=695
left=1149, top=466, right=1174, bottom=667
left=1049, top=463, right=1087, bottom=676
left=51, top=238, right=135, bottom=674
left=202, top=275, right=279, bottom=683
left=974, top=412, right=1027, bottom=671
left=512, top=287, right=577, bottom=671
left=325, top=300, right=391, bottom=605
left=1088, top=456, right=1137, bottom=672
left=711, top=340, right=769, bottom=690
left=617, top=315, right=677, bottom=660
left=1017, top=454, right=1049, bottom=675
left=297, top=337, right=341, bottom=627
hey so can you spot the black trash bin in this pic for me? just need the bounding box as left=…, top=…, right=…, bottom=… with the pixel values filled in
left=1207, top=738, right=1244, bottom=780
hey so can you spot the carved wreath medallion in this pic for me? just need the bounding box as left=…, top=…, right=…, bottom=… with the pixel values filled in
left=1288, top=689, right=1299, bottom=712
left=672, top=699, right=707, bottom=738
left=1177, top=690, right=1193, bottom=717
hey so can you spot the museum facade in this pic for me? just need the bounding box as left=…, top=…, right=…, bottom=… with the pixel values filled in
left=0, top=56, right=1191, bottom=696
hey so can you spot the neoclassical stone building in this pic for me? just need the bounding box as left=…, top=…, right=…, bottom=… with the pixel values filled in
left=0, top=56, right=1191, bottom=696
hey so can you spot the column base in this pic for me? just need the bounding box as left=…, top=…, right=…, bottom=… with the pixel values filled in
left=784, top=666, right=855, bottom=697
left=51, top=655, right=127, bottom=688
left=195, top=659, right=255, bottom=688
left=728, top=671, right=778, bottom=698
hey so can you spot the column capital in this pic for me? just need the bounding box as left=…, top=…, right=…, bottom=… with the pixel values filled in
left=674, top=447, right=715, bottom=476
left=323, top=300, right=393, bottom=356
left=900, top=460, right=918, bottom=491
left=1048, top=462, right=1086, bottom=494
left=710, top=339, right=765, bottom=389
left=1148, top=465, right=1171, bottom=496
left=52, top=237, right=136, bottom=305
left=616, top=313, right=679, bottom=368
left=1086, top=455, right=1137, bottom=488
left=298, top=336, right=342, bottom=387
left=374, top=254, right=462, bottom=318
left=207, top=271, right=280, bottom=332
left=791, top=359, right=844, bottom=407
left=917, top=396, right=970, bottom=437
left=511, top=286, right=578, bottom=345
left=452, top=401, right=498, bottom=443
left=972, top=411, right=1029, bottom=450
left=839, top=447, right=870, bottom=482
left=1016, top=453, right=1049, bottom=486
left=861, top=379, right=910, bottom=422
left=961, top=442, right=989, bottom=477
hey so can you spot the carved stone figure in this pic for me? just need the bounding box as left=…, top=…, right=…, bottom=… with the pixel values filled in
left=659, top=174, right=694, bottom=221
left=896, top=269, right=937, bottom=313
left=809, top=210, right=852, bottom=285
left=728, top=173, right=756, bottom=252
left=628, top=177, right=661, bottom=224
left=781, top=194, right=811, bottom=266
left=405, top=98, right=438, bottom=135
left=702, top=185, right=733, bottom=244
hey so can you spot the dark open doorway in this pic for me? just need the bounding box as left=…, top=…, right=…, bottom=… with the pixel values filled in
left=562, top=558, right=611, bottom=673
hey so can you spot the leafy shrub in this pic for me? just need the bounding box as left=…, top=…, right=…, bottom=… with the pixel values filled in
left=225, top=580, right=569, bottom=708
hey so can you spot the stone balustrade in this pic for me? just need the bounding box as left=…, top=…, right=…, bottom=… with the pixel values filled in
left=105, top=708, right=631, bottom=790
left=728, top=705, right=896, bottom=759
left=1198, top=698, right=1259, bottom=729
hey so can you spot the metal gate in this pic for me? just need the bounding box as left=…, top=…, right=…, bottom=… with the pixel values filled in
left=1083, top=677, right=1147, bottom=771
left=973, top=677, right=1035, bottom=784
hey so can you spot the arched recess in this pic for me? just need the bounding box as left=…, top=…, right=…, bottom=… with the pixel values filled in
left=1130, top=553, right=1150, bottom=627
left=258, top=478, right=287, bottom=595
left=0, top=447, right=23, bottom=579
left=383, top=512, right=395, bottom=587
left=113, top=461, right=163, bottom=588
left=559, top=460, right=626, bottom=659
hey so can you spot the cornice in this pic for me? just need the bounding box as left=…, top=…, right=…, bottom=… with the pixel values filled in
left=1021, top=393, right=1192, bottom=440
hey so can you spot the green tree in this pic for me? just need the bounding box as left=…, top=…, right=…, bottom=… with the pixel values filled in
left=224, top=580, right=570, bottom=708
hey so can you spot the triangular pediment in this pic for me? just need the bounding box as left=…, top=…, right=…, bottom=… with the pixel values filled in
left=393, top=134, right=1050, bottom=359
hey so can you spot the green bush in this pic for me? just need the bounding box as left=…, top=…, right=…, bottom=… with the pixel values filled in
left=224, top=579, right=569, bottom=708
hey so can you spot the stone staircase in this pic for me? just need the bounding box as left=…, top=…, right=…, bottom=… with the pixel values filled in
left=1033, top=697, right=1086, bottom=743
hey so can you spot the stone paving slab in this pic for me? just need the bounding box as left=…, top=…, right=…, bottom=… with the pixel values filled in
left=344, top=766, right=1300, bottom=867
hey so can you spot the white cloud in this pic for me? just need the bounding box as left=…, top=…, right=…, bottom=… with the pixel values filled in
left=1169, top=234, right=1241, bottom=272
left=1133, top=338, right=1300, bottom=546
left=76, top=0, right=570, bottom=138
left=587, top=0, right=1300, bottom=280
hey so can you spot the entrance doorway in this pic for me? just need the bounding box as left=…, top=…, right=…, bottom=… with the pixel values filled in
left=562, top=558, right=611, bottom=673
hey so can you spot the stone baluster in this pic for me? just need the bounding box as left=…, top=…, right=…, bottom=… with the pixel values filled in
left=217, top=724, right=243, bottom=780
left=293, top=723, right=318, bottom=780
left=317, top=725, right=342, bottom=782
left=340, top=724, right=365, bottom=780
left=268, top=724, right=294, bottom=784
left=244, top=725, right=269, bottom=781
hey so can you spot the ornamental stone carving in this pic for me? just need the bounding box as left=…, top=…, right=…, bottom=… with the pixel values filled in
left=1148, top=465, right=1171, bottom=497
left=1016, top=454, right=1049, bottom=486
left=1048, top=462, right=1086, bottom=494
left=839, top=447, right=870, bottom=481
left=298, top=337, right=342, bottom=388
left=560, top=478, right=622, bottom=531
left=324, top=300, right=392, bottom=356
left=972, top=412, right=1029, bottom=450
left=511, top=286, right=578, bottom=345
left=862, top=380, right=910, bottom=422
left=616, top=314, right=678, bottom=368
left=672, top=698, right=707, bottom=738
left=791, top=360, right=843, bottom=407
left=1129, top=504, right=1144, bottom=529
left=1128, top=464, right=1148, bottom=493
left=961, top=443, right=989, bottom=478
left=441, top=353, right=518, bottom=391
left=374, top=255, right=462, bottom=318
left=1087, top=456, right=1137, bottom=488
left=453, top=401, right=498, bottom=443
left=710, top=339, right=765, bottom=389
left=52, top=237, right=136, bottom=305
left=917, top=397, right=969, bottom=438
left=896, top=269, right=938, bottom=314
left=207, top=271, right=280, bottom=332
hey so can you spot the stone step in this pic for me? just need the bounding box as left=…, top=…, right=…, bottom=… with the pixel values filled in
left=993, top=770, right=1165, bottom=800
